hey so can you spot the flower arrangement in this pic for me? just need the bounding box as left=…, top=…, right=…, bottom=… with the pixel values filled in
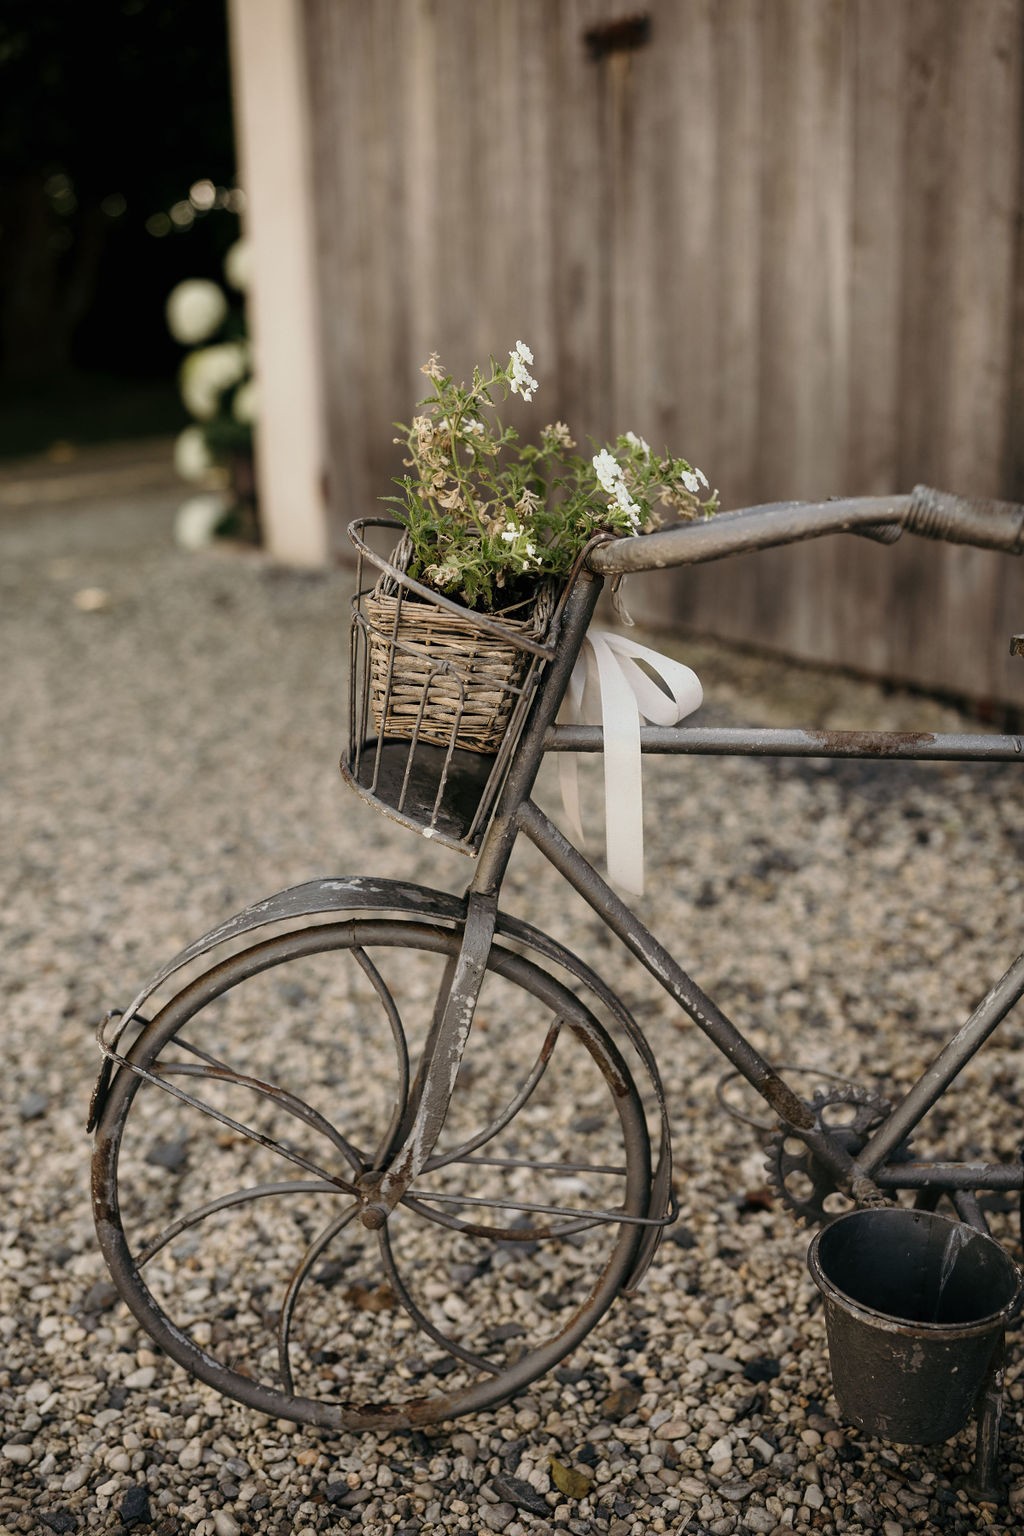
left=165, top=241, right=258, bottom=549
left=387, top=342, right=718, bottom=611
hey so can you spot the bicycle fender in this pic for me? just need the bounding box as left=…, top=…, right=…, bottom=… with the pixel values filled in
left=89, top=877, right=673, bottom=1290
left=88, top=877, right=466, bottom=1131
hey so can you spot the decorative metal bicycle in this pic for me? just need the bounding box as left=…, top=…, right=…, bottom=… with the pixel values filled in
left=91, top=487, right=1024, bottom=1467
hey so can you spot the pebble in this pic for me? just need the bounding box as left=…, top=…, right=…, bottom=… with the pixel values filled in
left=482, top=1503, right=517, bottom=1532
left=708, top=1435, right=733, bottom=1466
left=5, top=467, right=1021, bottom=1536
left=491, top=1476, right=550, bottom=1516
left=123, top=1366, right=157, bottom=1390
left=703, top=1352, right=743, bottom=1373
left=120, top=1486, right=152, bottom=1525
left=744, top=1511, right=776, bottom=1534
left=659, top=1420, right=690, bottom=1441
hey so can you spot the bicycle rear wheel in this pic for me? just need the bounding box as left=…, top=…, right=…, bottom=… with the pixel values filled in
left=93, top=919, right=652, bottom=1428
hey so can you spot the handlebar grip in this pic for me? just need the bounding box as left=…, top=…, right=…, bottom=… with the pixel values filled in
left=906, top=484, right=1024, bottom=554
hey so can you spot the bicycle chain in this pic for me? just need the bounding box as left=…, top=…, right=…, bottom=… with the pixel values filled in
left=765, top=1085, right=907, bottom=1225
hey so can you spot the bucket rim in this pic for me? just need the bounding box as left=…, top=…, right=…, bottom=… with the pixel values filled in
left=807, top=1207, right=1023, bottom=1337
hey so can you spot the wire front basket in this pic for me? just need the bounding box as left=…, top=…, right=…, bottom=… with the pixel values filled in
left=342, top=520, right=561, bottom=853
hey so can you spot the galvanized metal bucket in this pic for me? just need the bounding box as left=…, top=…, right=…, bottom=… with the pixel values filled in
left=808, top=1207, right=1022, bottom=1445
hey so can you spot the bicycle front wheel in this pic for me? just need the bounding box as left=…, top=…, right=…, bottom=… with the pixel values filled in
left=93, top=919, right=652, bottom=1429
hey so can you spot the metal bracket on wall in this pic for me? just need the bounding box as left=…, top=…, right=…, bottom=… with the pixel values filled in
left=584, top=14, right=651, bottom=60
left=1011, top=635, right=1023, bottom=656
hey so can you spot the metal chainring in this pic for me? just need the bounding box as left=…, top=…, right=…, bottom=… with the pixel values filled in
left=765, top=1085, right=910, bottom=1226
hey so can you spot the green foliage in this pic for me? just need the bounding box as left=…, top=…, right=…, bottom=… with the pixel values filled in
left=388, top=344, right=718, bottom=612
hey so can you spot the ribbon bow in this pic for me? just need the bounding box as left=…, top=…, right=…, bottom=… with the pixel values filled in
left=558, top=629, right=703, bottom=895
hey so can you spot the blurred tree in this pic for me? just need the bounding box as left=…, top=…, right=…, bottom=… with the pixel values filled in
left=0, top=0, right=236, bottom=388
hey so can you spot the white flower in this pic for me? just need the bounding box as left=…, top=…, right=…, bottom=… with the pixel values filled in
left=543, top=421, right=576, bottom=451
left=613, top=480, right=641, bottom=519
left=173, top=425, right=215, bottom=483
left=223, top=238, right=252, bottom=292
left=515, top=487, right=542, bottom=519
left=462, top=417, right=485, bottom=436
left=592, top=449, right=622, bottom=495
left=232, top=377, right=258, bottom=424
left=681, top=465, right=709, bottom=495
left=179, top=342, right=248, bottom=420
left=592, top=450, right=641, bottom=531
left=508, top=341, right=538, bottom=402
left=174, top=492, right=230, bottom=550
left=625, top=430, right=651, bottom=457
left=165, top=279, right=228, bottom=344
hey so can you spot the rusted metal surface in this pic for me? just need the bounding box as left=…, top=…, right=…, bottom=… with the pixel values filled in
left=547, top=725, right=1024, bottom=760
left=852, top=950, right=1024, bottom=1180
left=87, top=877, right=467, bottom=1132
left=808, top=1209, right=1022, bottom=1498
left=588, top=485, right=1024, bottom=574
left=515, top=799, right=824, bottom=1147
left=92, top=916, right=652, bottom=1428
left=91, top=490, right=1024, bottom=1442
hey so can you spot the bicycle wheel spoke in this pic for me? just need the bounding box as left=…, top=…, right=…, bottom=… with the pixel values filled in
left=350, top=946, right=411, bottom=1167
left=124, top=1059, right=353, bottom=1189
left=425, top=1021, right=561, bottom=1170
left=135, top=1180, right=344, bottom=1266
left=448, top=1153, right=629, bottom=1176
left=401, top=1192, right=600, bottom=1241
left=404, top=1150, right=635, bottom=1238
left=278, top=1202, right=361, bottom=1393
left=155, top=1058, right=370, bottom=1173
left=406, top=1188, right=658, bottom=1229
left=378, top=1225, right=502, bottom=1377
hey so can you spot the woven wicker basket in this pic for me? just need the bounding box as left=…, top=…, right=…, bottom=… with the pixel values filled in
left=365, top=540, right=555, bottom=754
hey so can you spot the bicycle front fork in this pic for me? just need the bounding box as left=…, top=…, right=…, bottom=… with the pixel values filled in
left=358, top=893, right=498, bottom=1228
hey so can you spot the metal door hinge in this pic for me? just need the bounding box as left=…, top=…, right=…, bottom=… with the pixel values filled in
left=584, top=14, right=651, bottom=61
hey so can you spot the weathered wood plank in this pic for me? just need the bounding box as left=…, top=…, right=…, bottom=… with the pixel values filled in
left=847, top=0, right=905, bottom=495
left=942, top=0, right=1021, bottom=497
left=712, top=0, right=764, bottom=512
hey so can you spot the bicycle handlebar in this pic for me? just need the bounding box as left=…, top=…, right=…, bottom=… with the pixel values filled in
left=587, top=484, right=1024, bottom=575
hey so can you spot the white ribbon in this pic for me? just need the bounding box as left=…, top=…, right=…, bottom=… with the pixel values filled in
left=558, top=629, right=703, bottom=896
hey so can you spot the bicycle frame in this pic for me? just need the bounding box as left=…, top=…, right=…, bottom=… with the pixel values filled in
left=87, top=486, right=1024, bottom=1449
left=371, top=549, right=1024, bottom=1229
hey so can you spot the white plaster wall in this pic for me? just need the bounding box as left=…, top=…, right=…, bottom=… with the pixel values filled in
left=228, top=0, right=328, bottom=565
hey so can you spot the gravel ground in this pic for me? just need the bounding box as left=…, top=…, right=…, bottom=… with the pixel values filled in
left=3, top=446, right=1024, bottom=1535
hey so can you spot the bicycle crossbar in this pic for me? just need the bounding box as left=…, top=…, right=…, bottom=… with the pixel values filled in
left=546, top=725, right=1023, bottom=761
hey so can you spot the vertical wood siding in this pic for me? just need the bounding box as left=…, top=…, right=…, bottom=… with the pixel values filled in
left=304, top=0, right=1024, bottom=707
